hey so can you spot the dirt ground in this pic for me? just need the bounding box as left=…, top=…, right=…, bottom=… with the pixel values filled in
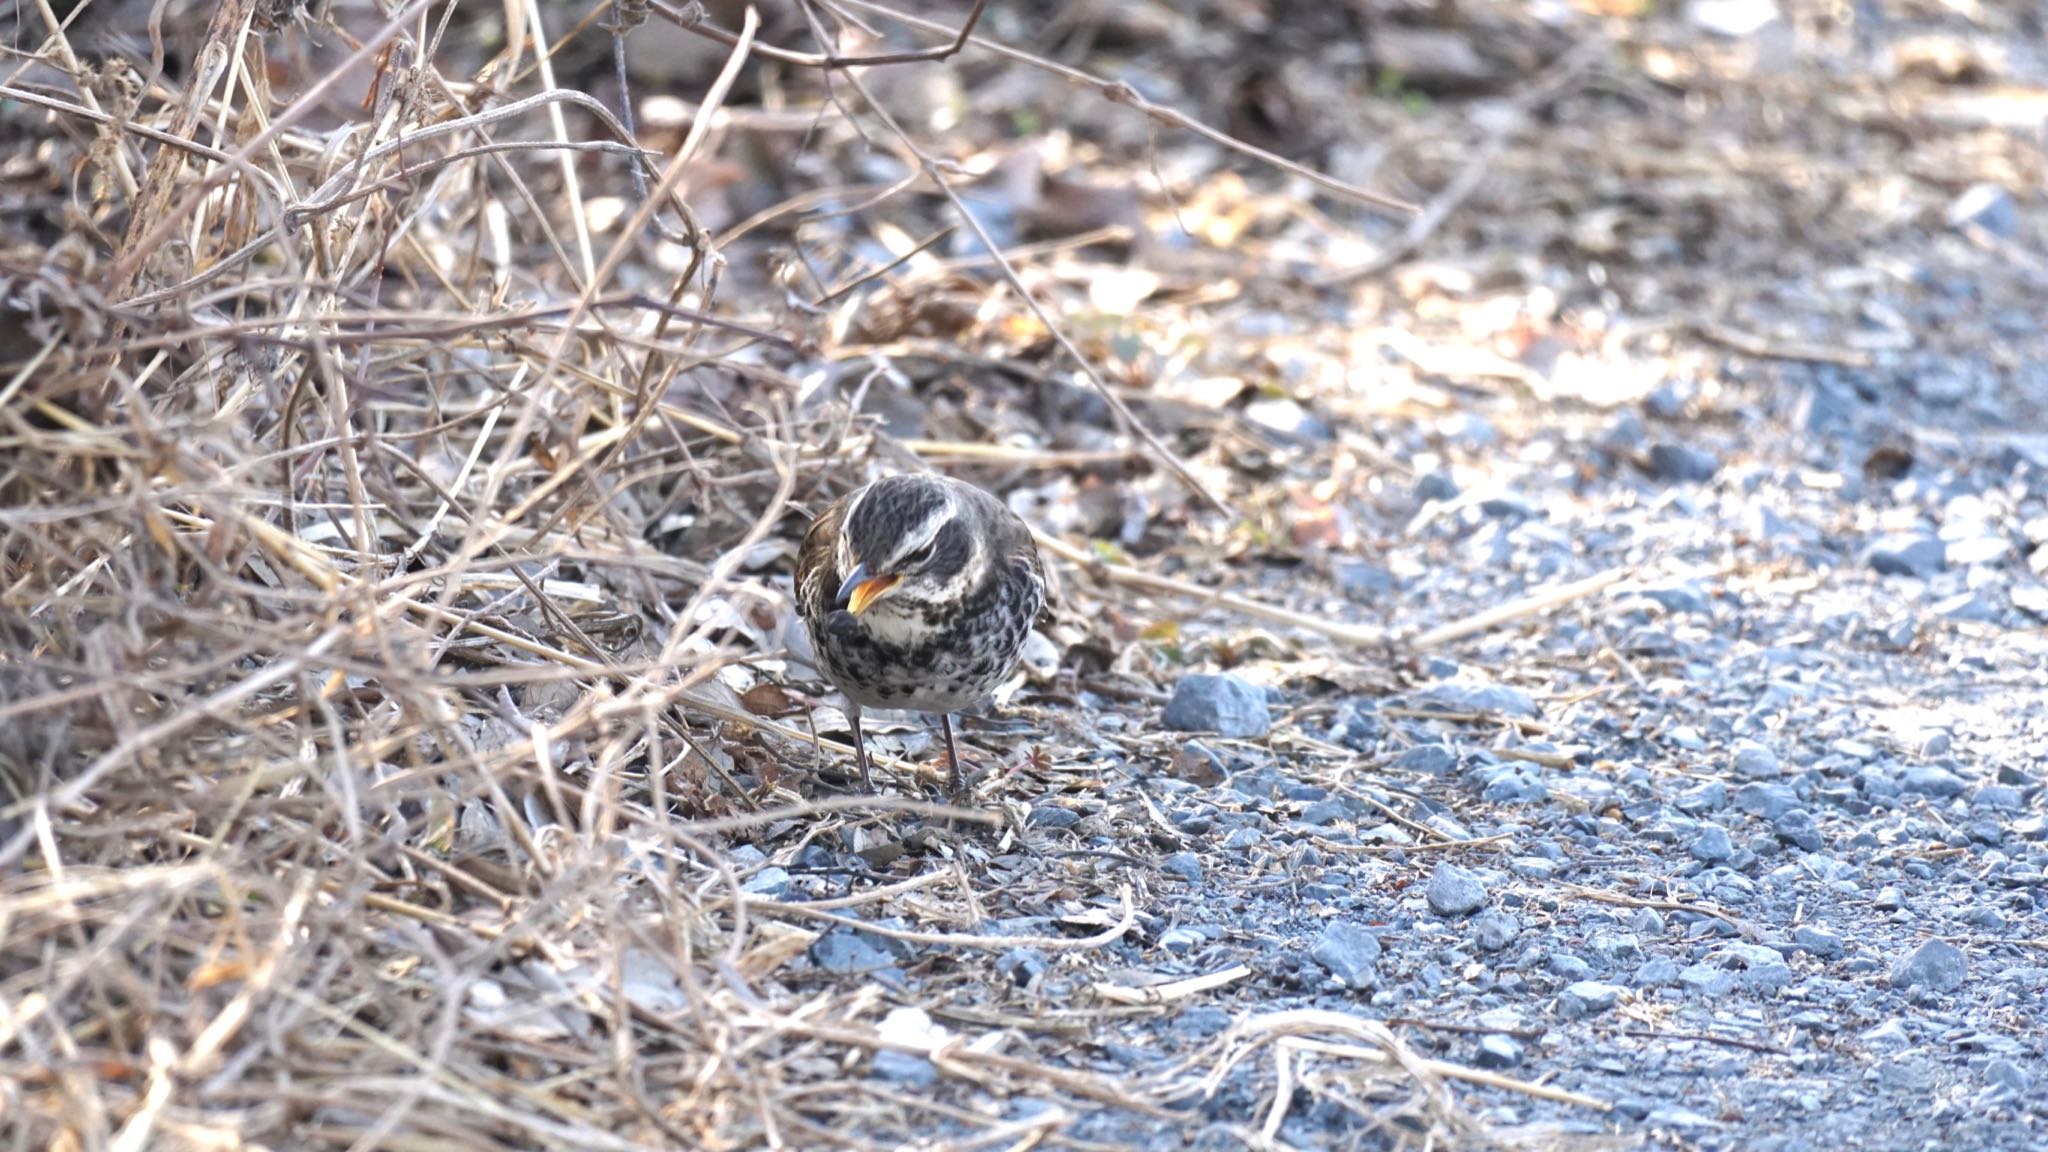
left=4, top=1, right=2047, bottom=1149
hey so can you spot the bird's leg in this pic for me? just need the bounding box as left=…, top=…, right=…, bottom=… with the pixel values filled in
left=939, top=713, right=963, bottom=796
left=848, top=701, right=873, bottom=791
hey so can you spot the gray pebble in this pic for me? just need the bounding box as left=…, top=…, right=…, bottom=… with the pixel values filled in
left=1311, top=921, right=1383, bottom=990
left=1641, top=579, right=1711, bottom=616
left=1558, top=981, right=1625, bottom=1017
left=1426, top=863, right=1489, bottom=916
left=1678, top=964, right=1737, bottom=997
left=1471, top=910, right=1521, bottom=952
left=1634, top=957, right=1680, bottom=986
left=1413, top=679, right=1539, bottom=718
left=1862, top=533, right=1947, bottom=578
left=1475, top=1034, right=1524, bottom=1068
left=1676, top=781, right=1727, bottom=814
left=1984, top=1058, right=2034, bottom=1093
left=741, top=866, right=792, bottom=896
left=996, top=948, right=1049, bottom=986
left=871, top=1051, right=937, bottom=1087
left=1900, top=765, right=1967, bottom=798
left=1891, top=939, right=1968, bottom=992
left=1650, top=442, right=1720, bottom=483
left=1162, top=674, right=1271, bottom=738
left=1731, top=740, right=1782, bottom=780
left=1773, top=808, right=1824, bottom=852
left=1221, top=827, right=1262, bottom=850
left=1947, top=182, right=2018, bottom=236
left=1160, top=851, right=1204, bottom=884
left=1395, top=743, right=1458, bottom=775
left=1298, top=799, right=1351, bottom=827
left=1692, top=825, right=1736, bottom=862
left=1334, top=560, right=1397, bottom=600
left=812, top=929, right=902, bottom=976
left=1548, top=953, right=1593, bottom=981
left=1736, top=783, right=1801, bottom=820
left=1792, top=925, right=1844, bottom=958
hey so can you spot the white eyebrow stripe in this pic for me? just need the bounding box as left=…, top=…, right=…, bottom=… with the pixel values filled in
left=836, top=481, right=872, bottom=573
left=887, top=500, right=954, bottom=568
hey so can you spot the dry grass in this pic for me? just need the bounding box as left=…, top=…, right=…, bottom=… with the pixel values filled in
left=0, top=1, right=1514, bottom=1148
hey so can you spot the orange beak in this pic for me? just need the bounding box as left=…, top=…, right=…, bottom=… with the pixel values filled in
left=836, top=565, right=902, bottom=615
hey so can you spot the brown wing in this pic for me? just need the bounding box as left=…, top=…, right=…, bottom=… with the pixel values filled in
left=795, top=494, right=848, bottom=623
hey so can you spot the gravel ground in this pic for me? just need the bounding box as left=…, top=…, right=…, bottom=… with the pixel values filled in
left=743, top=5, right=2048, bottom=1149
left=10, top=2, right=2046, bottom=1149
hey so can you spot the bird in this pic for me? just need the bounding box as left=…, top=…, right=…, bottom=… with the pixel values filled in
left=795, top=473, right=1048, bottom=795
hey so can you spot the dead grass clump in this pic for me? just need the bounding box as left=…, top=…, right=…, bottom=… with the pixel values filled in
left=0, top=1, right=1496, bottom=1147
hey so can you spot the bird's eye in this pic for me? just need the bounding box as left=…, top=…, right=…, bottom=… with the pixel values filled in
left=902, top=541, right=937, bottom=569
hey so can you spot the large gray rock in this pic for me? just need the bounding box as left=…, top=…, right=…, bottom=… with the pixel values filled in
left=1162, top=674, right=1271, bottom=739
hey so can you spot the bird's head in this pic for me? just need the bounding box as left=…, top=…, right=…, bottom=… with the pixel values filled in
left=833, top=475, right=981, bottom=617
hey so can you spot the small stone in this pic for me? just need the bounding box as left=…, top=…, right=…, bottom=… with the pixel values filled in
left=1731, top=740, right=1782, bottom=779
left=1160, top=851, right=1204, bottom=884
left=1162, top=674, right=1271, bottom=739
left=1426, top=863, right=1489, bottom=917
left=1633, top=957, right=1680, bottom=986
left=1298, top=799, right=1351, bottom=827
left=812, top=929, right=902, bottom=976
left=1548, top=953, right=1593, bottom=981
left=1773, top=809, right=1824, bottom=852
left=1689, top=0, right=1781, bottom=37
left=1934, top=591, right=1996, bottom=621
left=1471, top=911, right=1521, bottom=952
left=871, top=1050, right=937, bottom=1087
left=1589, top=932, right=1643, bottom=964
left=1335, top=561, right=1397, bottom=600
left=1641, top=580, right=1711, bottom=616
left=1244, top=396, right=1333, bottom=442
left=1691, top=825, right=1736, bottom=863
left=2014, top=583, right=2048, bottom=619
left=1677, top=964, right=1737, bottom=997
left=1676, top=780, right=1727, bottom=814
left=1480, top=494, right=1540, bottom=521
left=1649, top=442, right=1720, bottom=483
left=1028, top=806, right=1082, bottom=830
left=1973, top=785, right=2026, bottom=811
left=1900, top=765, right=1967, bottom=798
left=1395, top=743, right=1458, bottom=775
left=1412, top=680, right=1539, bottom=718
left=1891, top=939, right=1968, bottom=993
left=1601, top=409, right=1648, bottom=452
left=1873, top=886, right=1905, bottom=911
left=1945, top=535, right=2010, bottom=568
left=1631, top=908, right=1667, bottom=936
left=1221, top=827, right=1262, bottom=850
left=1947, top=183, right=2019, bottom=237
left=1735, top=783, right=1801, bottom=820
left=1558, top=981, right=1625, bottom=1017
left=1481, top=766, right=1550, bottom=805
left=1475, top=1034, right=1524, bottom=1068
left=1311, top=921, right=1383, bottom=990
left=1863, top=533, right=1947, bottom=578
left=1710, top=942, right=1794, bottom=990
left=996, top=948, right=1050, bottom=986
left=741, top=867, right=792, bottom=896
left=1413, top=471, right=1460, bottom=503
left=1985, top=1058, right=2034, bottom=1093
